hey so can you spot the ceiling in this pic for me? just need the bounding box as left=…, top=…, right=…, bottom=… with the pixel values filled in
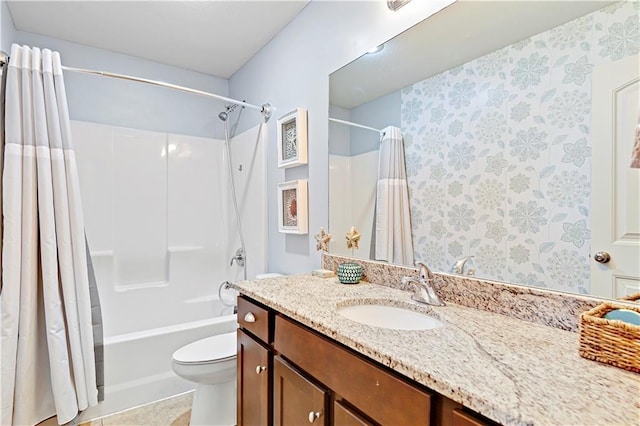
left=330, top=1, right=614, bottom=109
left=7, top=1, right=309, bottom=79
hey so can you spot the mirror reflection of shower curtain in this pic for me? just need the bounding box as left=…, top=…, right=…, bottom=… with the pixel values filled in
left=374, top=126, right=414, bottom=265
left=1, top=44, right=103, bottom=425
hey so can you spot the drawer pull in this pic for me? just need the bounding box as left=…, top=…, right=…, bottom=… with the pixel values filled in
left=255, top=365, right=266, bottom=374
left=244, top=312, right=256, bottom=323
left=308, top=411, right=321, bottom=423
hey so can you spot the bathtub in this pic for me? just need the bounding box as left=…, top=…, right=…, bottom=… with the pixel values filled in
left=78, top=305, right=237, bottom=422
left=71, top=121, right=266, bottom=421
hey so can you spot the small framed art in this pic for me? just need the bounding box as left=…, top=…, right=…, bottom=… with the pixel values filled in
left=277, top=179, right=308, bottom=234
left=277, top=108, right=308, bottom=168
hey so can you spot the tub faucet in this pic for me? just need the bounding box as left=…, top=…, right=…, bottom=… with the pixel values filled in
left=452, top=255, right=475, bottom=276
left=402, top=261, right=445, bottom=307
left=230, top=248, right=245, bottom=267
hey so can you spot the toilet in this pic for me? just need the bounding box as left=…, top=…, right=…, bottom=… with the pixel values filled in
left=171, top=332, right=237, bottom=425
left=172, top=273, right=282, bottom=425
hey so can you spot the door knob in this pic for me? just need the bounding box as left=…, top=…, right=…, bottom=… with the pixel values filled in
left=594, top=251, right=611, bottom=264
left=255, top=365, right=266, bottom=374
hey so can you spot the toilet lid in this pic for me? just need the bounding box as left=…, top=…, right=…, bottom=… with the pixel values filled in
left=172, top=332, right=236, bottom=364
left=256, top=273, right=283, bottom=279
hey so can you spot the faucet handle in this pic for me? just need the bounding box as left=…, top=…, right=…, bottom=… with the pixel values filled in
left=452, top=256, right=475, bottom=275
left=402, top=274, right=445, bottom=307
left=414, top=260, right=432, bottom=280
left=402, top=276, right=415, bottom=285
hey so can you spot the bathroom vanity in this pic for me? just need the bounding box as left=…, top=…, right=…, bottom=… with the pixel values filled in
left=233, top=273, right=639, bottom=426
left=237, top=295, right=490, bottom=426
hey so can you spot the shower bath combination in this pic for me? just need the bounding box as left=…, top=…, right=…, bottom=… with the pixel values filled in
left=0, top=45, right=272, bottom=423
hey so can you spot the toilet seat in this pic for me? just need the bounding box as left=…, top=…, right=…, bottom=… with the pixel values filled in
left=256, top=273, right=283, bottom=279
left=172, top=332, right=236, bottom=365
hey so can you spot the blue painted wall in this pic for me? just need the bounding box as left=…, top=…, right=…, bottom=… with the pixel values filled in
left=10, top=29, right=230, bottom=139
left=229, top=1, right=453, bottom=274
left=1, top=0, right=15, bottom=54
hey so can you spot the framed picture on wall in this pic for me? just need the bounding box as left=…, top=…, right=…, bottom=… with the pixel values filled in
left=277, top=108, right=308, bottom=168
left=277, top=179, right=308, bottom=234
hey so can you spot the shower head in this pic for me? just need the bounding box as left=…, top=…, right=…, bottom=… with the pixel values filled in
left=219, top=102, right=241, bottom=122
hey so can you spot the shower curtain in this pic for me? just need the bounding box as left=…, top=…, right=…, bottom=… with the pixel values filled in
left=1, top=44, right=103, bottom=425
left=375, top=126, right=414, bottom=265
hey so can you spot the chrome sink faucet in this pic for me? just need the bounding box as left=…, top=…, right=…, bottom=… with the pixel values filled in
left=402, top=261, right=445, bottom=307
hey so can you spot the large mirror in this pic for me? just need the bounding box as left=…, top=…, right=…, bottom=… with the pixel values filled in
left=328, top=0, right=640, bottom=299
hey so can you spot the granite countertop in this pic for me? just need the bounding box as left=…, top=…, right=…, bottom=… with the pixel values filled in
left=232, top=274, right=640, bottom=426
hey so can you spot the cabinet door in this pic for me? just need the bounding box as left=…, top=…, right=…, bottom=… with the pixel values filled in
left=274, top=356, right=327, bottom=426
left=238, top=329, right=270, bottom=426
left=333, top=400, right=374, bottom=426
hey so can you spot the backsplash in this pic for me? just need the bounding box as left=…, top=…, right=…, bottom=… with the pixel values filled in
left=402, top=2, right=639, bottom=294
left=322, top=253, right=604, bottom=332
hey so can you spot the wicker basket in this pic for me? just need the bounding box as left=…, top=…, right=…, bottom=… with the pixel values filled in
left=579, top=302, right=640, bottom=373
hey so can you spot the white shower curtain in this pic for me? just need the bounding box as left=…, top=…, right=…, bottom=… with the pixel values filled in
left=375, top=126, right=414, bottom=266
left=1, top=44, right=100, bottom=425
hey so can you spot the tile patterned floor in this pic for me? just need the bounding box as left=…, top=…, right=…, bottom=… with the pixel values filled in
left=38, top=392, right=193, bottom=426
left=97, top=392, right=192, bottom=426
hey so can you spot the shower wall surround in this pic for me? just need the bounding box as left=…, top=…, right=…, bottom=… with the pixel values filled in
left=403, top=2, right=639, bottom=294
left=72, top=120, right=266, bottom=336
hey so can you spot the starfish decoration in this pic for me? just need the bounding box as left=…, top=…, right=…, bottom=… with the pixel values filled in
left=346, top=226, right=361, bottom=250
left=314, top=227, right=332, bottom=252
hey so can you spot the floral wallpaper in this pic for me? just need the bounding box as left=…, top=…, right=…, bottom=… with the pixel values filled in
left=402, top=2, right=639, bottom=294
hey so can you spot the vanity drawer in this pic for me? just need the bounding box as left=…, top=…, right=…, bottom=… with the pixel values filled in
left=238, top=296, right=271, bottom=343
left=275, top=315, right=432, bottom=425
left=333, top=400, right=374, bottom=426
left=436, top=397, right=495, bottom=426
left=452, top=410, right=488, bottom=426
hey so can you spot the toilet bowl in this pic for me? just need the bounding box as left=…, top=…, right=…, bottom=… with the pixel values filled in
left=171, top=332, right=237, bottom=425
left=172, top=273, right=282, bottom=425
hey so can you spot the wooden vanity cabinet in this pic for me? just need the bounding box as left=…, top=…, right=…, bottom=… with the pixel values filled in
left=237, top=295, right=495, bottom=426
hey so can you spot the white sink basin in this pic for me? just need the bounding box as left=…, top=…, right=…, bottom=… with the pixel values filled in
left=337, top=304, right=443, bottom=331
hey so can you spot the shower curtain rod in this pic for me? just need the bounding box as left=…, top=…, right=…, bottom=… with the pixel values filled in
left=329, top=117, right=385, bottom=136
left=0, top=50, right=273, bottom=121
